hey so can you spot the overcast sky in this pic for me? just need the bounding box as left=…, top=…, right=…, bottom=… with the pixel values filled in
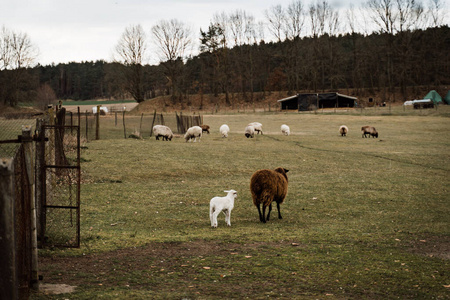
left=1, top=0, right=444, bottom=66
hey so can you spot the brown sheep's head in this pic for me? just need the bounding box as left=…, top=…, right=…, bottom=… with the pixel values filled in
left=274, top=167, right=289, bottom=174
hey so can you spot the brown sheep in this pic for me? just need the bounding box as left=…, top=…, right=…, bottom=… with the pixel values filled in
left=361, top=126, right=378, bottom=138
left=250, top=167, right=289, bottom=223
left=200, top=124, right=210, bottom=134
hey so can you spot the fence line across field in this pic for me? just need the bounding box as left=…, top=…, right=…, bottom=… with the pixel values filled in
left=63, top=109, right=203, bottom=141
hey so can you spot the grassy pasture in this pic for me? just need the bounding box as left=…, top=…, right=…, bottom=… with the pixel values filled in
left=35, top=111, right=450, bottom=299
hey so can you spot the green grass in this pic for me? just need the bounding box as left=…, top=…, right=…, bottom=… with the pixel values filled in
left=34, top=112, right=450, bottom=299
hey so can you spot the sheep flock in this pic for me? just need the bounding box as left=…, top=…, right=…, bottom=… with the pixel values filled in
left=149, top=121, right=379, bottom=225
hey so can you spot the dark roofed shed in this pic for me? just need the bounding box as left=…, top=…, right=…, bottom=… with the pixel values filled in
left=278, top=93, right=357, bottom=111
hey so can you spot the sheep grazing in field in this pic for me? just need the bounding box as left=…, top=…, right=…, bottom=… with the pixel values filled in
left=245, top=125, right=255, bottom=138
left=184, top=126, right=203, bottom=142
left=200, top=124, right=210, bottom=134
left=220, top=124, right=230, bottom=138
left=281, top=124, right=290, bottom=136
left=248, top=122, right=263, bottom=135
left=209, top=190, right=238, bottom=228
left=361, top=126, right=378, bottom=138
left=339, top=125, right=348, bottom=137
left=152, top=125, right=173, bottom=141
left=250, top=167, right=289, bottom=223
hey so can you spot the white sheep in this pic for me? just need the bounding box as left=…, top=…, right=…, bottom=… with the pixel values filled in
left=152, top=125, right=173, bottom=141
left=245, top=125, right=255, bottom=138
left=281, top=124, right=290, bottom=136
left=339, top=125, right=348, bottom=137
left=248, top=122, right=263, bottom=134
left=209, top=190, right=237, bottom=228
left=184, top=126, right=202, bottom=142
left=219, top=124, right=230, bottom=138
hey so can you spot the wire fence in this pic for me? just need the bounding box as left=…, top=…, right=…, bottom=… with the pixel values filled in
left=0, top=117, right=36, bottom=157
left=63, top=110, right=202, bottom=141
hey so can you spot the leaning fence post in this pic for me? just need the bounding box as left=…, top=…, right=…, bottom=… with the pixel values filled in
left=139, top=113, right=144, bottom=138
left=21, top=125, right=39, bottom=290
left=150, top=110, right=157, bottom=137
left=0, top=158, right=18, bottom=300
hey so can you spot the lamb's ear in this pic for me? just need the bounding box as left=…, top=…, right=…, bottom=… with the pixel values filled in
left=284, top=168, right=289, bottom=173
left=224, top=190, right=230, bottom=193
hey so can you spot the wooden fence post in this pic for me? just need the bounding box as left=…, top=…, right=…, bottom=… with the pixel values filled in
left=123, top=111, right=126, bottom=139
left=139, top=113, right=144, bottom=138
left=35, top=119, right=45, bottom=244
left=85, top=111, right=88, bottom=142
left=95, top=105, right=100, bottom=140
left=0, top=158, right=18, bottom=300
left=21, top=126, right=39, bottom=290
left=150, top=110, right=156, bottom=137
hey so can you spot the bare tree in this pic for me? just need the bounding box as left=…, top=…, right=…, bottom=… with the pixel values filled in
left=309, top=0, right=340, bottom=37
left=265, top=4, right=286, bottom=42
left=285, top=0, right=306, bottom=40
left=114, top=24, right=147, bottom=102
left=0, top=26, right=38, bottom=106
left=427, top=0, right=446, bottom=27
left=152, top=19, right=192, bottom=102
left=228, top=10, right=258, bottom=100
left=396, top=0, right=425, bottom=32
left=366, top=0, right=397, bottom=34
left=0, top=26, right=38, bottom=70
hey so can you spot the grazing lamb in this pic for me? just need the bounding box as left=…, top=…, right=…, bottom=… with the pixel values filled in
left=245, top=125, right=255, bottom=138
left=248, top=122, right=263, bottom=134
left=339, top=125, right=348, bottom=137
left=220, top=124, right=230, bottom=138
left=361, top=126, right=378, bottom=138
left=152, top=125, right=173, bottom=141
left=200, top=124, right=210, bottom=134
left=209, top=190, right=238, bottom=228
left=281, top=124, right=290, bottom=136
left=250, top=167, right=289, bottom=223
left=184, top=126, right=203, bottom=142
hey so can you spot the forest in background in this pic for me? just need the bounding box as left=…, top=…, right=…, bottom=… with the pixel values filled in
left=1, top=0, right=449, bottom=110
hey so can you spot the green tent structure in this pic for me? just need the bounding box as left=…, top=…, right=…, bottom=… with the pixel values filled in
left=423, top=90, right=443, bottom=105
left=444, top=91, right=450, bottom=105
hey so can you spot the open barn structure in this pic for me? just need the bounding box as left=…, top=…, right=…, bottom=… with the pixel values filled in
left=278, top=92, right=357, bottom=111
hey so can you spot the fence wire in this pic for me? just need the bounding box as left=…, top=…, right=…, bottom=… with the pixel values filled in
left=0, top=117, right=36, bottom=157
left=63, top=111, right=201, bottom=140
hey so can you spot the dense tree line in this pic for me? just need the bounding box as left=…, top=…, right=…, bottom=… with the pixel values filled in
left=31, top=26, right=449, bottom=104
left=1, top=0, right=449, bottom=108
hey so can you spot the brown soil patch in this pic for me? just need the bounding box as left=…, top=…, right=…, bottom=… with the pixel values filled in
left=38, top=240, right=298, bottom=288
left=406, top=235, right=450, bottom=260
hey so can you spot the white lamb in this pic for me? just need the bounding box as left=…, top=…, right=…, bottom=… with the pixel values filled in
left=209, top=190, right=237, bottom=228
left=281, top=124, right=290, bottom=136
left=248, top=122, right=263, bottom=134
left=219, top=124, right=230, bottom=138
left=184, top=126, right=202, bottom=142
